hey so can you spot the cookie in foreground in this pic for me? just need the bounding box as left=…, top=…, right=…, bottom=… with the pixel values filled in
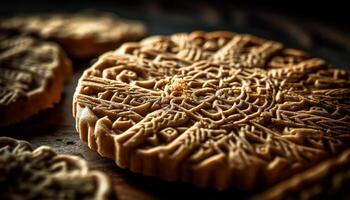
left=0, top=34, right=72, bottom=126
left=0, top=10, right=147, bottom=59
left=251, top=148, right=350, bottom=200
left=73, top=31, right=350, bottom=190
left=0, top=137, right=111, bottom=200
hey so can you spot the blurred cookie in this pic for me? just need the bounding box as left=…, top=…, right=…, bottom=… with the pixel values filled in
left=252, top=149, right=350, bottom=200
left=0, top=34, right=72, bottom=126
left=73, top=31, right=350, bottom=190
left=0, top=10, right=147, bottom=59
left=0, top=137, right=111, bottom=200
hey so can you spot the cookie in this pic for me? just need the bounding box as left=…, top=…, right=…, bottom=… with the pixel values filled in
left=0, top=137, right=111, bottom=200
left=251, top=149, right=350, bottom=200
left=0, top=34, right=71, bottom=126
left=0, top=10, right=147, bottom=59
left=73, top=31, right=350, bottom=190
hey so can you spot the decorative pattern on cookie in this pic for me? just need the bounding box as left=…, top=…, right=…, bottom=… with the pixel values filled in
left=0, top=137, right=111, bottom=200
left=0, top=34, right=71, bottom=126
left=0, top=10, right=147, bottom=59
left=73, top=31, right=350, bottom=190
left=251, top=148, right=350, bottom=200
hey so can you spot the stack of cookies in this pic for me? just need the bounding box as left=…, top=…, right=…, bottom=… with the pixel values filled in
left=0, top=10, right=147, bottom=126
left=1, top=9, right=350, bottom=200
left=0, top=10, right=146, bottom=199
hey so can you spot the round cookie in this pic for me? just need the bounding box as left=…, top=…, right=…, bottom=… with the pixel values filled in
left=73, top=31, right=350, bottom=190
left=0, top=137, right=111, bottom=200
left=0, top=11, right=147, bottom=59
left=0, top=34, right=72, bottom=126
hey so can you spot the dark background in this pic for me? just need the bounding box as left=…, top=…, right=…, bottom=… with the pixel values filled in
left=1, top=0, right=350, bottom=67
left=1, top=1, right=349, bottom=200
left=0, top=0, right=350, bottom=67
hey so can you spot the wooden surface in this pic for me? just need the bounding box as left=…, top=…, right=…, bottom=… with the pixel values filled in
left=1, top=2, right=350, bottom=199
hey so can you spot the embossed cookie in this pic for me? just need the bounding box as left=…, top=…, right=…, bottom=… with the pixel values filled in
left=0, top=34, right=71, bottom=126
left=0, top=137, right=111, bottom=200
left=0, top=11, right=147, bottom=59
left=73, top=31, right=350, bottom=190
left=252, top=149, right=350, bottom=200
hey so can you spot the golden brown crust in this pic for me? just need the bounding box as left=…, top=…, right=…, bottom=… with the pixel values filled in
left=0, top=34, right=72, bottom=126
left=0, top=10, right=147, bottom=59
left=251, top=149, right=350, bottom=200
left=73, top=31, right=350, bottom=190
left=0, top=137, right=111, bottom=200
